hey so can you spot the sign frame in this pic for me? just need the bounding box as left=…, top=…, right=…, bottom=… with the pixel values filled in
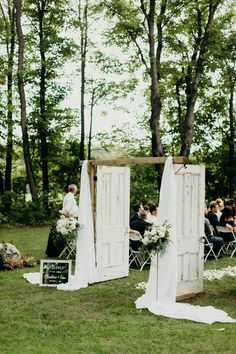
left=40, top=259, right=72, bottom=287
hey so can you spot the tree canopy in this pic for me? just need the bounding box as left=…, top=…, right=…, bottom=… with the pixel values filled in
left=0, top=0, right=235, bottom=224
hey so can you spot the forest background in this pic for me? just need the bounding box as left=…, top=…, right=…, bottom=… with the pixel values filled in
left=0, top=0, right=235, bottom=225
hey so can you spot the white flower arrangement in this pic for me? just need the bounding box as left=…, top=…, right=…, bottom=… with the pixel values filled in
left=140, top=220, right=171, bottom=256
left=54, top=215, right=81, bottom=245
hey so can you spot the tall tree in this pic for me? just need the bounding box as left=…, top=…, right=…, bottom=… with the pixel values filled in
left=140, top=0, right=166, bottom=160
left=179, top=0, right=221, bottom=156
left=25, top=0, right=76, bottom=206
left=0, top=0, right=15, bottom=203
left=14, top=0, right=38, bottom=200
left=78, top=0, right=88, bottom=160
left=37, top=0, right=49, bottom=207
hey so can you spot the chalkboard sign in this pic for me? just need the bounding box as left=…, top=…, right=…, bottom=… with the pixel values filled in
left=40, top=260, right=72, bottom=287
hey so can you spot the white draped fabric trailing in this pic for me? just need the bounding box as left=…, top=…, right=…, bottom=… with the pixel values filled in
left=57, top=160, right=97, bottom=290
left=135, top=157, right=236, bottom=324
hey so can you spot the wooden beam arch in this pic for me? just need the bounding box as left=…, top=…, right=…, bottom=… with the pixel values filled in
left=79, top=156, right=188, bottom=226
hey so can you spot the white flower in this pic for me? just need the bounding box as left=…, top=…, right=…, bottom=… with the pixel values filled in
left=142, top=236, right=149, bottom=245
left=150, top=228, right=157, bottom=236
left=56, top=216, right=80, bottom=236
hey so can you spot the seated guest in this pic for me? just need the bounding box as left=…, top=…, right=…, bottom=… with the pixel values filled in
left=206, top=201, right=220, bottom=234
left=130, top=202, right=143, bottom=224
left=147, top=200, right=156, bottom=208
left=219, top=206, right=236, bottom=242
left=130, top=210, right=150, bottom=236
left=204, top=217, right=224, bottom=255
left=130, top=210, right=150, bottom=250
left=215, top=198, right=224, bottom=221
left=147, top=204, right=159, bottom=225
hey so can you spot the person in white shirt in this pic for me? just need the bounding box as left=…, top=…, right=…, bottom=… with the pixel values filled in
left=215, top=198, right=224, bottom=221
left=61, top=184, right=79, bottom=217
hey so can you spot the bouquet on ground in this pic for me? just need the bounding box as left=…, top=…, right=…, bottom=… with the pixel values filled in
left=53, top=215, right=81, bottom=247
left=140, top=220, right=171, bottom=257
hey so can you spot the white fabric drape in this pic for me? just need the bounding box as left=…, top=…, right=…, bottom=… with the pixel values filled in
left=135, top=157, right=236, bottom=324
left=58, top=160, right=97, bottom=290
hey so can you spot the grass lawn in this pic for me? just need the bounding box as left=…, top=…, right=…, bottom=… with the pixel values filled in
left=0, top=226, right=236, bottom=354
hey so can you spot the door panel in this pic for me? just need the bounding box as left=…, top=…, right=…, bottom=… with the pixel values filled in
left=174, top=165, right=205, bottom=295
left=96, top=166, right=130, bottom=282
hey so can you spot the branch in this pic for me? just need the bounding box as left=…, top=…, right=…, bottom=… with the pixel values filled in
left=126, top=28, right=149, bottom=72
left=140, top=0, right=149, bottom=22
left=156, top=0, right=167, bottom=75
left=193, top=1, right=221, bottom=86
left=114, top=9, right=149, bottom=72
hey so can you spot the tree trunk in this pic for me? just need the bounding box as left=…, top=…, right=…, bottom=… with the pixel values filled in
left=0, top=170, right=4, bottom=194
left=147, top=0, right=165, bottom=160
left=180, top=1, right=220, bottom=157
left=176, top=75, right=184, bottom=141
left=146, top=0, right=166, bottom=187
left=228, top=80, right=235, bottom=197
left=79, top=1, right=88, bottom=161
left=38, top=0, right=49, bottom=209
left=15, top=0, right=38, bottom=201
left=4, top=5, right=15, bottom=197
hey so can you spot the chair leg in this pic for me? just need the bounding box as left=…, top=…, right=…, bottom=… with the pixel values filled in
left=231, top=247, right=236, bottom=258
left=204, top=244, right=217, bottom=262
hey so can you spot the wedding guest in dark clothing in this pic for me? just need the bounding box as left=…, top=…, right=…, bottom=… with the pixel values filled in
left=206, top=201, right=221, bottom=234
left=219, top=206, right=236, bottom=242
left=130, top=210, right=150, bottom=250
left=130, top=210, right=151, bottom=236
left=204, top=217, right=224, bottom=255
left=130, top=202, right=143, bottom=224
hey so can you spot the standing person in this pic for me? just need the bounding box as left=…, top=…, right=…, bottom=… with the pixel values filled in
left=45, top=184, right=79, bottom=257
left=61, top=184, right=79, bottom=218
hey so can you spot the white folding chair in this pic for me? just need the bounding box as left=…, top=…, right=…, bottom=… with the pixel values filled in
left=203, top=234, right=218, bottom=261
left=216, top=226, right=236, bottom=257
left=129, top=233, right=143, bottom=269
left=59, top=239, right=76, bottom=259
left=129, top=233, right=151, bottom=270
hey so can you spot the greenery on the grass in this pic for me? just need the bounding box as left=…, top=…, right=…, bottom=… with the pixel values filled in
left=0, top=226, right=235, bottom=354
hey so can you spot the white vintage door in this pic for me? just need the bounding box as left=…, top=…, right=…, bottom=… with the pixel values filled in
left=174, top=164, right=205, bottom=296
left=96, top=166, right=130, bottom=282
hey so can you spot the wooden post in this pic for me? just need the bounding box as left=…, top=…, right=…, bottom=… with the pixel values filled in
left=88, top=162, right=96, bottom=233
